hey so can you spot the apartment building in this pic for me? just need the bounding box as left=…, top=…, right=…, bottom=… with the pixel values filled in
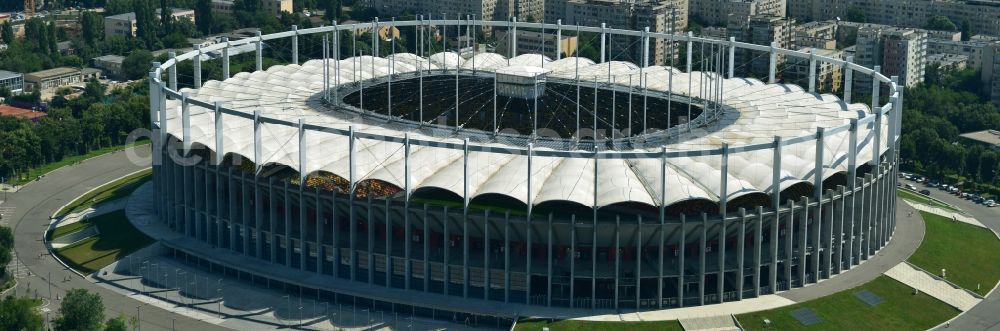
left=787, top=47, right=844, bottom=93
left=927, top=38, right=1000, bottom=70
left=211, top=0, right=292, bottom=16
left=689, top=0, right=785, bottom=26
left=729, top=15, right=795, bottom=78
left=496, top=30, right=579, bottom=59
left=0, top=70, right=23, bottom=94
left=370, top=0, right=500, bottom=21
left=854, top=26, right=927, bottom=88
left=794, top=20, right=838, bottom=50
left=982, top=43, right=1000, bottom=108
left=104, top=8, right=196, bottom=39
left=787, top=0, right=1000, bottom=38
left=547, top=0, right=687, bottom=65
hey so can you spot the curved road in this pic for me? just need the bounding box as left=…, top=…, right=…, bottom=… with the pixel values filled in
left=3, top=145, right=225, bottom=331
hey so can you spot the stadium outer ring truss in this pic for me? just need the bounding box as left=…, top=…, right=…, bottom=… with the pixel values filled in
left=145, top=18, right=902, bottom=321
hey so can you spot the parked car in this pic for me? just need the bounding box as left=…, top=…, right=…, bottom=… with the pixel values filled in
left=905, top=184, right=917, bottom=190
left=919, top=189, right=931, bottom=196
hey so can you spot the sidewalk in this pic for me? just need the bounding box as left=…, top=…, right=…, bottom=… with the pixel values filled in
left=884, top=263, right=981, bottom=311
left=902, top=201, right=985, bottom=228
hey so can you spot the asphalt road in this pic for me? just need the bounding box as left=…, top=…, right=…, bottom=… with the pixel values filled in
left=2, top=145, right=225, bottom=331
left=900, top=178, right=1000, bottom=331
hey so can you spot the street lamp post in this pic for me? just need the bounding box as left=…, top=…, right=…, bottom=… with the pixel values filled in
left=284, top=295, right=290, bottom=327
left=136, top=305, right=141, bottom=331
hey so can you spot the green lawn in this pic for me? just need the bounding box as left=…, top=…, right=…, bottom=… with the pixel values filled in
left=907, top=211, right=1000, bottom=295
left=54, top=168, right=152, bottom=218
left=54, top=210, right=154, bottom=274
left=5, top=140, right=150, bottom=186
left=47, top=220, right=93, bottom=241
left=514, top=318, right=683, bottom=331
left=896, top=189, right=960, bottom=212
left=737, top=276, right=958, bottom=331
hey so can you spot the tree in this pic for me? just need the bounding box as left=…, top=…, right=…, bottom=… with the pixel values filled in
left=160, top=0, right=172, bottom=35
left=961, top=19, right=972, bottom=41
left=0, top=21, right=13, bottom=43
left=81, top=11, right=104, bottom=46
left=122, top=49, right=154, bottom=80
left=134, top=0, right=157, bottom=48
left=54, top=289, right=104, bottom=331
left=0, top=297, right=44, bottom=331
left=846, top=6, right=866, bottom=23
left=925, top=16, right=957, bottom=31
left=195, top=0, right=213, bottom=34
left=103, top=314, right=129, bottom=331
left=323, top=0, right=342, bottom=21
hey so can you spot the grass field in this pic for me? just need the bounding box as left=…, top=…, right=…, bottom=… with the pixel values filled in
left=514, top=318, right=684, bottom=331
left=907, top=211, right=1000, bottom=295
left=54, top=210, right=154, bottom=274
left=896, top=189, right=960, bottom=212
left=47, top=220, right=93, bottom=241
left=736, top=276, right=958, bottom=331
left=54, top=168, right=152, bottom=218
left=5, top=140, right=150, bottom=186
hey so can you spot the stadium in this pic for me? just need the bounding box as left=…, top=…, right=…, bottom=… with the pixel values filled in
left=146, top=19, right=901, bottom=321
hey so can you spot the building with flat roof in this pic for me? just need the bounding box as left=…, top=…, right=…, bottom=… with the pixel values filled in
left=854, top=26, right=927, bottom=89
left=794, top=21, right=838, bottom=50
left=690, top=0, right=785, bottom=26
left=927, top=38, right=999, bottom=70
left=928, top=53, right=969, bottom=70
left=983, top=43, right=1000, bottom=108
left=211, top=0, right=292, bottom=16
left=547, top=0, right=687, bottom=65
left=104, top=8, right=197, bottom=39
left=0, top=70, right=24, bottom=94
left=959, top=130, right=1000, bottom=149
left=729, top=15, right=796, bottom=78
left=496, top=30, right=579, bottom=59
left=23, top=67, right=98, bottom=92
left=788, top=47, right=844, bottom=93
left=92, top=55, right=126, bottom=80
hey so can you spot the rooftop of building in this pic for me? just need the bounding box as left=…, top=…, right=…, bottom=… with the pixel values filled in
left=795, top=47, right=843, bottom=57
left=25, top=67, right=80, bottom=80
left=0, top=104, right=47, bottom=121
left=106, top=8, right=193, bottom=21
left=959, top=129, right=1000, bottom=146
left=105, top=12, right=136, bottom=21
left=0, top=70, right=21, bottom=80
left=93, top=54, right=126, bottom=63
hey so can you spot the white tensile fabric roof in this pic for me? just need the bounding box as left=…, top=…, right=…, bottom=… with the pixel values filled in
left=165, top=52, right=888, bottom=209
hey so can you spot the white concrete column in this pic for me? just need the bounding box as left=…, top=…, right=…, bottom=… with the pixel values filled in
left=768, top=42, right=777, bottom=84
left=193, top=45, right=202, bottom=88
left=556, top=20, right=563, bottom=60
left=168, top=52, right=177, bottom=90
left=678, top=214, right=686, bottom=307
left=728, top=37, right=736, bottom=79
left=255, top=30, right=263, bottom=71
left=844, top=56, right=854, bottom=103
left=292, top=25, right=299, bottom=65
left=600, top=23, right=607, bottom=63
left=808, top=48, right=817, bottom=93
left=221, top=38, right=230, bottom=79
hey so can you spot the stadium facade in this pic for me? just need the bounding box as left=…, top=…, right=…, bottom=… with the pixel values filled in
left=146, top=19, right=902, bottom=320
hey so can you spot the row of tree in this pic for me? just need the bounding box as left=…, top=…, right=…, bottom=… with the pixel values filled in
left=0, top=288, right=132, bottom=331
left=898, top=65, right=1000, bottom=195
left=0, top=80, right=148, bottom=181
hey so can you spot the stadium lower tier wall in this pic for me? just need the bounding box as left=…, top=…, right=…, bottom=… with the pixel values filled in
left=151, top=150, right=897, bottom=312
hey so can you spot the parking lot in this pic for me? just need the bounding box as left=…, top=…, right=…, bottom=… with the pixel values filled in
left=898, top=175, right=1000, bottom=230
